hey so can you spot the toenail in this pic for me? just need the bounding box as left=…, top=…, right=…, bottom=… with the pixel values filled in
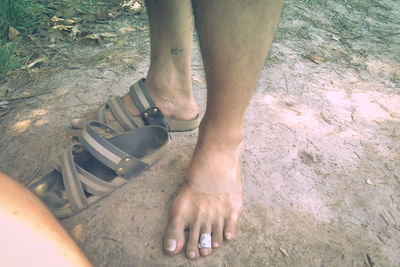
left=188, top=251, right=196, bottom=259
left=213, top=242, right=219, bottom=248
left=202, top=249, right=209, bottom=256
left=225, top=232, right=232, bottom=239
left=165, top=239, right=176, bottom=251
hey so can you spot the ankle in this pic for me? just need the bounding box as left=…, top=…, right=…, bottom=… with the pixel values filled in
left=141, top=71, right=197, bottom=118
left=145, top=68, right=192, bottom=98
left=199, top=117, right=245, bottom=147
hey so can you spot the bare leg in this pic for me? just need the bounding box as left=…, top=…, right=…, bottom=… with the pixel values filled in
left=163, top=0, right=284, bottom=259
left=71, top=0, right=197, bottom=129
left=0, top=173, right=92, bottom=267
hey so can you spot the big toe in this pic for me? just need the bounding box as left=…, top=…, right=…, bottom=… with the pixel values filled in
left=70, top=117, right=89, bottom=129
left=163, top=222, right=186, bottom=255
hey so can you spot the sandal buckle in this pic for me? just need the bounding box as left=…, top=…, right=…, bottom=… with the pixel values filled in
left=141, top=106, right=170, bottom=130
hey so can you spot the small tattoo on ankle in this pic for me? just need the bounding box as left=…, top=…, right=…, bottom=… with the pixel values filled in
left=171, top=47, right=183, bottom=55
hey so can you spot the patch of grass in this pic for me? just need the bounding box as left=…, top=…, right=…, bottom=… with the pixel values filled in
left=0, top=0, right=50, bottom=80
left=0, top=0, right=49, bottom=38
left=304, top=0, right=327, bottom=7
left=0, top=40, right=22, bottom=79
left=68, top=0, right=99, bottom=15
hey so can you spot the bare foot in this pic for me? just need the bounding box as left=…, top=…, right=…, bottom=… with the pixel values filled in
left=70, top=79, right=198, bottom=130
left=163, top=124, right=243, bottom=259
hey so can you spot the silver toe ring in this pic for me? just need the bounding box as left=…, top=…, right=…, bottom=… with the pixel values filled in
left=198, top=233, right=212, bottom=248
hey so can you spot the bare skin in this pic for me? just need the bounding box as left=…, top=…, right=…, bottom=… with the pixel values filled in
left=163, top=0, right=284, bottom=259
left=0, top=173, right=92, bottom=267
left=70, top=0, right=198, bottom=129
left=69, top=0, right=283, bottom=260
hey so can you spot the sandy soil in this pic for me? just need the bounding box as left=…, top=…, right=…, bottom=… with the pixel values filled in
left=0, top=0, right=399, bottom=266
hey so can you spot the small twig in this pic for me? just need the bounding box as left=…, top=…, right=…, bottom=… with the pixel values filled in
left=0, top=90, right=52, bottom=102
left=388, top=210, right=398, bottom=225
left=342, top=32, right=400, bottom=40
left=377, top=234, right=386, bottom=244
left=294, top=5, right=308, bottom=13
left=380, top=213, right=390, bottom=226
left=283, top=72, right=289, bottom=95
left=102, top=236, right=123, bottom=244
left=287, top=107, right=302, bottom=115
left=365, top=254, right=374, bottom=267
left=279, top=247, right=289, bottom=257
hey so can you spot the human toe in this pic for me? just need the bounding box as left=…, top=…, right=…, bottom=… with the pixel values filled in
left=212, top=219, right=224, bottom=248
left=163, top=221, right=186, bottom=255
left=70, top=117, right=88, bottom=129
left=224, top=211, right=241, bottom=241
left=185, top=224, right=200, bottom=260
left=199, top=224, right=213, bottom=257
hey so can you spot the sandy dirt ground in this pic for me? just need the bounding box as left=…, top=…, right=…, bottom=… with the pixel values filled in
left=0, top=0, right=399, bottom=266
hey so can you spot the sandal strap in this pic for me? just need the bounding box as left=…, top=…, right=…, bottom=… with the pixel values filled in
left=59, top=143, right=123, bottom=213
left=107, top=96, right=140, bottom=131
left=76, top=166, right=119, bottom=196
left=51, top=155, right=119, bottom=196
left=72, top=145, right=119, bottom=196
left=79, top=121, right=149, bottom=178
left=60, top=145, right=89, bottom=211
left=95, top=105, right=108, bottom=124
left=129, top=78, right=171, bottom=130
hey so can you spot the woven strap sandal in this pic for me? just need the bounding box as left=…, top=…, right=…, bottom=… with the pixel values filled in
left=66, top=78, right=200, bottom=137
left=29, top=120, right=169, bottom=218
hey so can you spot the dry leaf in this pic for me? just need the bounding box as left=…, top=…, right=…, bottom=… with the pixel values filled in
left=108, top=11, right=121, bottom=19
left=119, top=27, right=135, bottom=33
left=305, top=54, right=325, bottom=64
left=72, top=16, right=83, bottom=23
left=71, top=224, right=83, bottom=243
left=81, top=34, right=101, bottom=44
left=137, top=26, right=149, bottom=31
left=71, top=25, right=80, bottom=39
left=66, top=63, right=81, bottom=69
left=63, top=19, right=76, bottom=25
left=50, top=16, right=64, bottom=22
left=115, top=39, right=127, bottom=49
left=22, top=57, right=48, bottom=70
left=8, top=26, right=20, bottom=41
left=86, top=34, right=101, bottom=40
left=52, top=25, right=74, bottom=31
left=100, top=32, right=117, bottom=38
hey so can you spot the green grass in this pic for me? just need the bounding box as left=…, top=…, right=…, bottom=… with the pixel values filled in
left=0, top=0, right=50, bottom=80
left=0, top=0, right=102, bottom=80
left=68, top=0, right=99, bottom=15
left=0, top=0, right=49, bottom=38
left=0, top=40, right=22, bottom=78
